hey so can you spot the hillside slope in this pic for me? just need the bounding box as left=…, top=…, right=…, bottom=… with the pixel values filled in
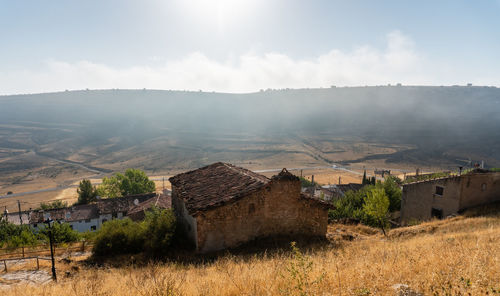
left=1, top=86, right=499, bottom=175
left=3, top=212, right=499, bottom=295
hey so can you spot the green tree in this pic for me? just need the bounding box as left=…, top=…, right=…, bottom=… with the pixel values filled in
left=119, top=168, right=156, bottom=196
left=383, top=176, right=402, bottom=212
left=362, top=170, right=368, bottom=185
left=96, top=176, right=121, bottom=198
left=363, top=188, right=390, bottom=236
left=77, top=179, right=97, bottom=204
left=96, top=169, right=155, bottom=198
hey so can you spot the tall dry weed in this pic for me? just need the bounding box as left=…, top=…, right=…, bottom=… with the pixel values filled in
left=1, top=214, right=499, bottom=295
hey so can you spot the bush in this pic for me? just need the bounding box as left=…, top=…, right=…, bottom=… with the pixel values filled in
left=39, top=222, right=80, bottom=244
left=92, top=218, right=145, bottom=256
left=92, top=208, right=176, bottom=257
left=329, top=177, right=402, bottom=228
left=37, top=200, right=68, bottom=210
left=0, top=220, right=40, bottom=248
left=143, top=207, right=176, bottom=256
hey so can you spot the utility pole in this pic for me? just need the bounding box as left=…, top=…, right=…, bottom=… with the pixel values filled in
left=17, top=200, right=22, bottom=225
left=45, top=219, right=57, bottom=282
left=162, top=177, right=165, bottom=190
left=338, top=176, right=341, bottom=185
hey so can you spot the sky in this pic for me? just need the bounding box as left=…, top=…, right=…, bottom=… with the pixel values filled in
left=1, top=0, right=500, bottom=95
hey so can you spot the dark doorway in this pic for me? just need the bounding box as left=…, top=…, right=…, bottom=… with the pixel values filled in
left=431, top=208, right=443, bottom=219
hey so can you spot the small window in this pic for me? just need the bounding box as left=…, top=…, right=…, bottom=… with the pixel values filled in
left=431, top=208, right=443, bottom=219
left=90, top=225, right=97, bottom=231
left=85, top=219, right=91, bottom=223
left=481, top=183, right=487, bottom=191
left=248, top=203, right=256, bottom=214
left=435, top=186, right=444, bottom=196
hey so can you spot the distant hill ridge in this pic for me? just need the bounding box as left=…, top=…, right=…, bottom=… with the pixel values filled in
left=0, top=86, right=499, bottom=168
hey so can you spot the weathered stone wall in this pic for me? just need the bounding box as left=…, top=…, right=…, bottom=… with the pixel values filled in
left=459, top=172, right=500, bottom=210
left=194, top=179, right=328, bottom=253
left=401, top=172, right=500, bottom=224
left=171, top=191, right=198, bottom=249
left=401, top=176, right=462, bottom=224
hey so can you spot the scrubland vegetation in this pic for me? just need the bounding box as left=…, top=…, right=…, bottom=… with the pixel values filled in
left=92, top=208, right=175, bottom=257
left=2, top=210, right=499, bottom=295
left=329, top=176, right=402, bottom=233
left=0, top=220, right=80, bottom=249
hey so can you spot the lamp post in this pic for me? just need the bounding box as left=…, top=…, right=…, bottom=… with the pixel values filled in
left=44, top=218, right=57, bottom=282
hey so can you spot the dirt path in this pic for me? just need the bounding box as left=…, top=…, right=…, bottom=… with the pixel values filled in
left=0, top=270, right=52, bottom=288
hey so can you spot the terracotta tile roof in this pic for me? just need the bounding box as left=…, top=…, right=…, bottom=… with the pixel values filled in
left=30, top=204, right=99, bottom=224
left=96, top=192, right=157, bottom=214
left=29, top=193, right=157, bottom=224
left=127, top=194, right=172, bottom=221
left=336, top=183, right=364, bottom=194
left=169, top=162, right=270, bottom=214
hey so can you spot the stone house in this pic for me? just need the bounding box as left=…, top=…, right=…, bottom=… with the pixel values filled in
left=400, top=169, right=500, bottom=224
left=169, top=162, right=331, bottom=253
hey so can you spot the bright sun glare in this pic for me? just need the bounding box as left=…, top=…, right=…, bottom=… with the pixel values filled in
left=177, top=0, right=259, bottom=31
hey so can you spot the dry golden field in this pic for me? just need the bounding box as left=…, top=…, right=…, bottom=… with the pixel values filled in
left=2, top=212, right=499, bottom=295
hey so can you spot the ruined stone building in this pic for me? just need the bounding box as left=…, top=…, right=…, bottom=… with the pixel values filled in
left=169, top=162, right=331, bottom=253
left=400, top=169, right=500, bottom=224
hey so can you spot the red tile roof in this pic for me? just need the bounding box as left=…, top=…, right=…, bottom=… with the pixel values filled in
left=127, top=194, right=172, bottom=221
left=169, top=162, right=270, bottom=214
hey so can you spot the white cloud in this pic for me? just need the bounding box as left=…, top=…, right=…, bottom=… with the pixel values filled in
left=0, top=31, right=495, bottom=95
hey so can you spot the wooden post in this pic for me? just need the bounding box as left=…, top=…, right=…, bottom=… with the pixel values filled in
left=36, top=257, right=39, bottom=270
left=3, top=260, right=6, bottom=272
left=22, top=246, right=24, bottom=258
left=81, top=241, right=85, bottom=252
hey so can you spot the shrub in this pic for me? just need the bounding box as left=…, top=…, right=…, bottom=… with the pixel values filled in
left=329, top=177, right=401, bottom=229
left=92, top=208, right=176, bottom=257
left=39, top=222, right=80, bottom=244
left=143, top=207, right=176, bottom=256
left=92, top=218, right=145, bottom=256
left=37, top=200, right=68, bottom=210
left=0, top=221, right=40, bottom=248
left=280, top=242, right=324, bottom=296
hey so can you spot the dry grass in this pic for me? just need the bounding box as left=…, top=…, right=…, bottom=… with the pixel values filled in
left=2, top=213, right=499, bottom=295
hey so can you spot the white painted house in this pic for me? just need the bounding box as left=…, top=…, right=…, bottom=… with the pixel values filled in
left=27, top=193, right=167, bottom=232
